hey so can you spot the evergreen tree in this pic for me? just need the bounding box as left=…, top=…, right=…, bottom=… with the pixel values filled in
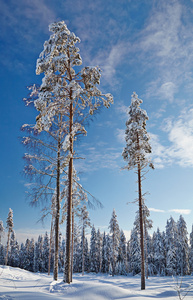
left=33, top=20, right=113, bottom=283
left=0, top=221, right=4, bottom=244
left=90, top=225, right=97, bottom=272
left=34, top=235, right=43, bottom=272
left=84, top=238, right=90, bottom=273
left=189, top=225, right=193, bottom=274
left=42, top=232, right=49, bottom=273
left=109, top=209, right=120, bottom=276
left=153, top=228, right=165, bottom=275
left=95, top=229, right=102, bottom=273
left=79, top=205, right=91, bottom=275
left=101, top=232, right=107, bottom=273
left=176, top=215, right=189, bottom=275
left=8, top=231, right=19, bottom=267
left=5, top=208, right=14, bottom=265
left=72, top=223, right=81, bottom=273
left=0, top=244, right=4, bottom=265
left=129, top=226, right=141, bottom=275
left=165, top=217, right=178, bottom=275
left=122, top=92, right=153, bottom=290
left=117, top=230, right=127, bottom=275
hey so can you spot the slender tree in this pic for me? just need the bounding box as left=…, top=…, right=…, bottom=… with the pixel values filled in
left=109, top=209, right=120, bottom=276
left=5, top=208, right=14, bottom=265
left=33, top=21, right=113, bottom=283
left=122, top=92, right=154, bottom=290
left=79, top=205, right=91, bottom=275
left=0, top=221, right=4, bottom=245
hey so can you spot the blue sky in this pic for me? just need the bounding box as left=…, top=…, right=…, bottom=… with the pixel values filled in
left=1, top=0, right=193, bottom=243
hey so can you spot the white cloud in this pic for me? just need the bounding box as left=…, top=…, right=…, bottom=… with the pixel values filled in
left=149, top=208, right=165, bottom=213
left=116, top=129, right=125, bottom=144
left=149, top=208, right=191, bottom=215
left=169, top=209, right=191, bottom=215
left=75, top=145, right=123, bottom=173
left=148, top=108, right=193, bottom=168
left=138, top=1, right=193, bottom=102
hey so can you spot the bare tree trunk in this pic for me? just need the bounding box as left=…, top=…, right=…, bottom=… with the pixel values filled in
left=137, top=134, right=145, bottom=290
left=71, top=208, right=74, bottom=282
left=138, top=164, right=145, bottom=290
left=82, top=227, right=85, bottom=276
left=112, top=233, right=115, bottom=277
left=144, top=223, right=148, bottom=279
left=48, top=218, right=54, bottom=275
left=5, top=230, right=11, bottom=266
left=54, top=135, right=61, bottom=281
left=64, top=101, right=73, bottom=284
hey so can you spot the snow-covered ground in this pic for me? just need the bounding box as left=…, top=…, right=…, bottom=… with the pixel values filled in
left=0, top=266, right=193, bottom=300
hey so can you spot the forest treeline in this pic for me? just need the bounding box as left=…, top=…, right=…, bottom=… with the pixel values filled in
left=0, top=212, right=193, bottom=278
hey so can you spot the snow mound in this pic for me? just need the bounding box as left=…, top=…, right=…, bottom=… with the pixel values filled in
left=1, top=265, right=193, bottom=299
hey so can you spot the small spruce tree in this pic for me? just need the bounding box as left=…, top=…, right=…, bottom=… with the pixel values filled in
left=5, top=208, right=14, bottom=265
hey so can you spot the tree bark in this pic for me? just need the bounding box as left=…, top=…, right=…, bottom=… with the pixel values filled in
left=53, top=136, right=61, bottom=281
left=82, top=227, right=85, bottom=276
left=137, top=133, right=145, bottom=290
left=48, top=218, right=54, bottom=276
left=64, top=101, right=73, bottom=283
left=70, top=208, right=74, bottom=282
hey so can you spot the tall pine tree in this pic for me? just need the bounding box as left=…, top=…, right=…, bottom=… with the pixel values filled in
left=122, top=92, right=153, bottom=289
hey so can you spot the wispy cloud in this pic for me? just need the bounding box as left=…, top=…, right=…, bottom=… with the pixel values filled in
left=149, top=207, right=191, bottom=215
left=138, top=1, right=193, bottom=102
left=75, top=143, right=122, bottom=173
left=149, top=208, right=165, bottom=213
left=0, top=0, right=56, bottom=71
left=169, top=209, right=191, bottom=215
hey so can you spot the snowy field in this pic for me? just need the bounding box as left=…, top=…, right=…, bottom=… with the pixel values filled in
left=0, top=266, right=193, bottom=300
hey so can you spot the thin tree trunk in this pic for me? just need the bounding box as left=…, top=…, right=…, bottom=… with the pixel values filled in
left=71, top=208, right=74, bottom=282
left=112, top=233, right=115, bottom=276
left=64, top=101, right=73, bottom=284
left=5, top=230, right=11, bottom=265
left=54, top=136, right=61, bottom=281
left=137, top=134, right=145, bottom=290
left=82, top=227, right=85, bottom=276
left=144, top=223, right=148, bottom=279
left=48, top=218, right=54, bottom=275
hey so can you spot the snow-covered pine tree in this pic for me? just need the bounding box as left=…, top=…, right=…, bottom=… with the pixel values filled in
left=117, top=230, right=127, bottom=275
left=176, top=215, right=189, bottom=275
left=72, top=223, right=81, bottom=273
left=109, top=209, right=120, bottom=276
left=8, top=231, right=19, bottom=267
left=0, top=221, right=4, bottom=245
left=153, top=228, right=165, bottom=275
left=42, top=232, right=49, bottom=273
left=0, top=222, right=5, bottom=264
left=90, top=225, right=97, bottom=273
left=0, top=244, right=4, bottom=265
left=95, top=229, right=102, bottom=273
left=165, top=217, right=178, bottom=276
left=79, top=205, right=91, bottom=275
left=34, top=235, right=44, bottom=272
left=129, top=225, right=141, bottom=275
left=84, top=237, right=90, bottom=272
left=101, top=232, right=107, bottom=273
left=33, top=21, right=113, bottom=283
left=122, top=92, right=154, bottom=289
left=134, top=204, right=153, bottom=278
left=101, top=232, right=111, bottom=274
left=5, top=208, right=14, bottom=265
left=189, top=225, right=193, bottom=274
